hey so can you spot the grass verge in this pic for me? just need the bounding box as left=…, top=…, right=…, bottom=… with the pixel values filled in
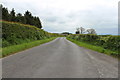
left=67, top=38, right=119, bottom=58
left=2, top=37, right=57, bottom=57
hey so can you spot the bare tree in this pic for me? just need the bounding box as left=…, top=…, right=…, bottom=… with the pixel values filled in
left=79, top=27, right=85, bottom=34
left=86, top=28, right=96, bottom=34
left=76, top=27, right=85, bottom=34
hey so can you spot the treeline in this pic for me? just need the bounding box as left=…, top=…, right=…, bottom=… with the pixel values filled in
left=68, top=34, right=120, bottom=56
left=2, top=21, right=61, bottom=47
left=1, top=5, right=42, bottom=29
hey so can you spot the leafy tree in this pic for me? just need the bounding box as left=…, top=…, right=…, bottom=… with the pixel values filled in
left=62, top=32, right=72, bottom=35
left=10, top=8, right=16, bottom=21
left=75, top=31, right=80, bottom=34
left=35, top=17, right=42, bottom=29
left=76, top=28, right=80, bottom=34
left=21, top=16, right=26, bottom=24
left=0, top=5, right=2, bottom=20
left=24, top=11, right=42, bottom=28
left=2, top=5, right=42, bottom=29
left=16, top=13, right=26, bottom=24
left=2, top=5, right=10, bottom=21
left=24, top=10, right=32, bottom=24
left=16, top=13, right=22, bottom=22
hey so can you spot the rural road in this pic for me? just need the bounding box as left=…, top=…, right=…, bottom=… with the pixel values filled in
left=2, top=37, right=118, bottom=78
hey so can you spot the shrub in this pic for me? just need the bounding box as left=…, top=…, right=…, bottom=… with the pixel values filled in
left=1, top=21, right=61, bottom=47
left=68, top=34, right=120, bottom=54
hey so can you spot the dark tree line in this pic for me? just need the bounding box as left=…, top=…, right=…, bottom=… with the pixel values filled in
left=1, top=5, right=42, bottom=29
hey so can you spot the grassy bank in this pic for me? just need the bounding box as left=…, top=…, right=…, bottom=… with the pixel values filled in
left=2, top=21, right=61, bottom=48
left=67, top=34, right=119, bottom=52
left=67, top=38, right=118, bottom=58
left=2, top=37, right=57, bottom=57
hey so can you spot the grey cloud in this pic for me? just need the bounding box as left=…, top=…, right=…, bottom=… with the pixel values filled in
left=46, top=17, right=57, bottom=22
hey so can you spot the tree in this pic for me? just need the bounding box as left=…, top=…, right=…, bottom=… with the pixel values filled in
left=21, top=16, right=26, bottom=24
left=62, top=32, right=72, bottom=35
left=16, top=13, right=26, bottom=24
left=2, top=5, right=42, bottom=29
left=75, top=27, right=85, bottom=34
left=0, top=5, right=2, bottom=20
left=75, top=31, right=79, bottom=34
left=35, top=17, right=42, bottom=29
left=86, top=28, right=96, bottom=34
left=10, top=8, right=16, bottom=21
left=75, top=28, right=80, bottom=34
left=79, top=27, right=85, bottom=34
left=2, top=5, right=10, bottom=21
left=24, top=10, right=32, bottom=24
left=24, top=11, right=42, bottom=28
left=16, top=13, right=22, bottom=22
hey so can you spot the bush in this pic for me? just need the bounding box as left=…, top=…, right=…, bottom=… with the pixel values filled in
left=1, top=21, right=61, bottom=47
left=68, top=34, right=120, bottom=53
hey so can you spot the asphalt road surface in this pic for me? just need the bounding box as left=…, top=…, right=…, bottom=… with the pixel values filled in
left=2, top=37, right=118, bottom=78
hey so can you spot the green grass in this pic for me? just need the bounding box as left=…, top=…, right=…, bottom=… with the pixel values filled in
left=2, top=37, right=57, bottom=57
left=67, top=38, right=118, bottom=58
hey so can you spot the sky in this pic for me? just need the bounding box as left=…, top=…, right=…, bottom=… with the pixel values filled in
left=1, top=0, right=119, bottom=35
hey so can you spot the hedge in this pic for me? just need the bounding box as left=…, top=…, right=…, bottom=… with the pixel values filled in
left=1, top=21, right=60, bottom=47
left=67, top=34, right=120, bottom=53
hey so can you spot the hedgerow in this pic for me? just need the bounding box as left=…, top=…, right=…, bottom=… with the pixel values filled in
left=1, top=21, right=60, bottom=47
left=67, top=34, right=120, bottom=56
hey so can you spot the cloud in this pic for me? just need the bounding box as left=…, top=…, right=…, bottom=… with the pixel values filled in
left=1, top=0, right=119, bottom=34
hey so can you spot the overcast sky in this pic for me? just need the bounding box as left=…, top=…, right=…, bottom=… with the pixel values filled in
left=1, top=0, right=119, bottom=35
